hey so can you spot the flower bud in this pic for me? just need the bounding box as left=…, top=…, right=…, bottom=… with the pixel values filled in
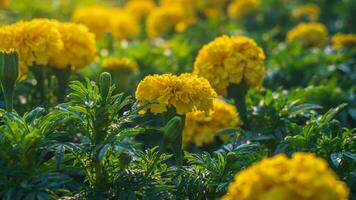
left=0, top=50, right=19, bottom=112
left=0, top=50, right=19, bottom=85
left=160, top=116, right=183, bottom=152
left=118, top=152, right=132, bottom=169
left=99, top=72, right=112, bottom=101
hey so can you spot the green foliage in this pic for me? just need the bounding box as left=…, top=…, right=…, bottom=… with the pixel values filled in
left=0, top=108, right=75, bottom=199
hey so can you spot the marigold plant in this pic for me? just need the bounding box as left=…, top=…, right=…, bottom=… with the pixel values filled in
left=286, top=22, right=328, bottom=47
left=331, top=33, right=356, bottom=50
left=0, top=18, right=63, bottom=76
left=49, top=22, right=97, bottom=70
left=222, top=153, right=349, bottom=200
left=228, top=0, right=260, bottom=19
left=292, top=3, right=320, bottom=22
left=194, top=35, right=265, bottom=96
left=102, top=56, right=139, bottom=75
left=135, top=73, right=217, bottom=114
left=183, top=98, right=240, bottom=147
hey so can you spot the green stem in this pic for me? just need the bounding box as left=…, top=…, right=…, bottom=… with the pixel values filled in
left=2, top=84, right=14, bottom=112
left=227, top=82, right=249, bottom=128
left=52, top=67, right=71, bottom=102
left=30, top=65, right=46, bottom=103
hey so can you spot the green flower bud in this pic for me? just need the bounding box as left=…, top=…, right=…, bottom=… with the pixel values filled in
left=118, top=152, right=132, bottom=168
left=99, top=72, right=112, bottom=101
left=0, top=50, right=19, bottom=112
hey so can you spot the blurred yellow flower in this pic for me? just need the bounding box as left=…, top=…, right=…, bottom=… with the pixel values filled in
left=146, top=4, right=193, bottom=37
left=160, top=0, right=226, bottom=18
left=183, top=98, right=240, bottom=147
left=331, top=33, right=356, bottom=50
left=111, top=11, right=140, bottom=40
left=292, top=3, right=320, bottom=22
left=0, top=0, right=10, bottom=8
left=102, top=56, right=139, bottom=75
left=222, top=153, right=349, bottom=200
left=49, top=22, right=96, bottom=70
left=135, top=73, right=217, bottom=114
left=194, top=35, right=265, bottom=96
left=0, top=18, right=63, bottom=76
left=286, top=22, right=328, bottom=47
left=71, top=5, right=121, bottom=38
left=228, top=0, right=260, bottom=19
left=125, top=0, right=156, bottom=20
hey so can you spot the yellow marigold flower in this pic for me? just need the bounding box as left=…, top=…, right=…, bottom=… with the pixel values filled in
left=146, top=5, right=191, bottom=38
left=0, top=18, right=63, bottom=76
left=228, top=0, right=260, bottom=19
left=125, top=0, right=156, bottom=20
left=183, top=99, right=240, bottom=147
left=222, top=153, right=349, bottom=200
left=331, top=33, right=356, bottom=50
left=292, top=3, right=320, bottom=22
left=160, top=0, right=226, bottom=17
left=102, top=56, right=139, bottom=75
left=135, top=73, right=217, bottom=114
left=49, top=22, right=96, bottom=70
left=0, top=0, right=11, bottom=8
left=111, top=11, right=140, bottom=40
left=193, top=35, right=265, bottom=96
left=71, top=5, right=121, bottom=38
left=286, top=22, right=328, bottom=47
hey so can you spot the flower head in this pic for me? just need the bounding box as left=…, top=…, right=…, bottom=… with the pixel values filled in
left=71, top=5, right=121, bottom=38
left=222, top=153, right=349, bottom=200
left=111, top=11, right=140, bottom=40
left=102, top=57, right=139, bottom=75
left=125, top=0, right=156, bottom=20
left=194, top=35, right=265, bottom=96
left=135, top=73, right=217, bottom=114
left=183, top=99, right=240, bottom=147
left=331, top=33, right=356, bottom=50
left=146, top=4, right=192, bottom=38
left=0, top=18, right=63, bottom=76
left=228, top=0, right=260, bottom=19
left=49, top=22, right=96, bottom=70
left=286, top=22, right=328, bottom=47
left=292, top=3, right=320, bottom=22
left=0, top=0, right=11, bottom=8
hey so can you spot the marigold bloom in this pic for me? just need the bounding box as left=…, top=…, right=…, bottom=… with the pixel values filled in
left=160, top=0, right=226, bottom=17
left=223, top=153, right=349, bottom=200
left=111, top=11, right=140, bottom=40
left=194, top=35, right=265, bottom=96
left=0, top=0, right=10, bottom=8
left=146, top=5, right=192, bottom=38
left=49, top=22, right=96, bottom=70
left=286, top=22, right=328, bottom=47
left=102, top=57, right=139, bottom=75
left=292, top=3, right=320, bottom=22
left=183, top=99, right=240, bottom=147
left=0, top=18, right=63, bottom=76
left=228, top=0, right=260, bottom=19
left=135, top=73, right=217, bottom=114
left=71, top=5, right=121, bottom=38
left=331, top=33, right=356, bottom=50
left=125, top=0, right=156, bottom=20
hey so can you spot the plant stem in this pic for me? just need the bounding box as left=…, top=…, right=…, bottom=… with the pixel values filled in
left=52, top=67, right=71, bottom=102
left=227, top=82, right=249, bottom=128
left=2, top=84, right=14, bottom=112
left=30, top=65, right=46, bottom=103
